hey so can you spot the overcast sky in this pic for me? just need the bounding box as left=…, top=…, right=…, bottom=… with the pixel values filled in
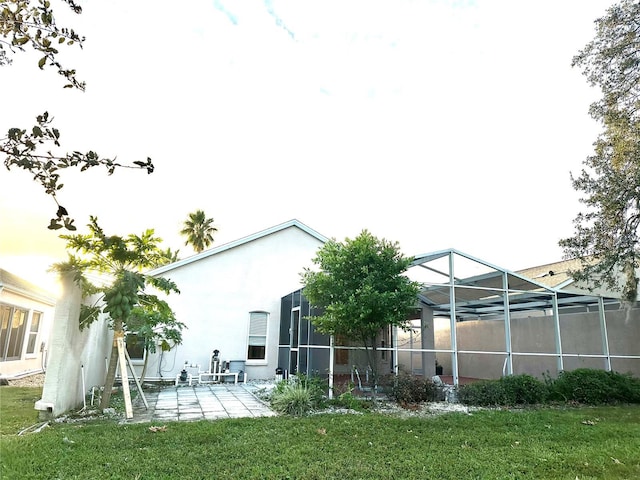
left=0, top=0, right=615, bottom=291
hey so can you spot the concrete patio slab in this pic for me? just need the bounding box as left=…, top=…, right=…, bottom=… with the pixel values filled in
left=126, top=383, right=275, bottom=424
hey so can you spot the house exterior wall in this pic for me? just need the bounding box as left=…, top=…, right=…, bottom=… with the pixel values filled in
left=0, top=282, right=56, bottom=378
left=35, top=274, right=112, bottom=417
left=142, top=225, right=325, bottom=381
left=433, top=307, right=640, bottom=380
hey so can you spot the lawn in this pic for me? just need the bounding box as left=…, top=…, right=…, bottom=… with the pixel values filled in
left=0, top=386, right=43, bottom=435
left=1, top=386, right=639, bottom=479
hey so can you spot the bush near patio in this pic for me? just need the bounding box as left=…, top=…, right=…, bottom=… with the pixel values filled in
left=269, top=375, right=375, bottom=415
left=382, top=372, right=445, bottom=404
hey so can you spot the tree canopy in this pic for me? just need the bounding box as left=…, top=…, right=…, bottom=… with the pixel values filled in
left=301, top=230, right=420, bottom=387
left=560, top=0, right=640, bottom=301
left=1, top=1, right=154, bottom=230
left=180, top=210, right=218, bottom=253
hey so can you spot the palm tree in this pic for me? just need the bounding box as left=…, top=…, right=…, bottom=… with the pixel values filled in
left=180, top=210, right=217, bottom=253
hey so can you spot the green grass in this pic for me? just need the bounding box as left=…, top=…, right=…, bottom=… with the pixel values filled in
left=1, top=387, right=640, bottom=479
left=0, top=386, right=43, bottom=435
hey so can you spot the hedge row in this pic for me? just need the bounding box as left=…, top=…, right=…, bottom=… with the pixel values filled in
left=457, top=369, right=640, bottom=406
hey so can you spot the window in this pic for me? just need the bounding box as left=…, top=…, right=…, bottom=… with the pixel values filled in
left=247, top=311, right=268, bottom=361
left=26, top=312, right=42, bottom=355
left=0, top=304, right=28, bottom=361
left=125, top=334, right=146, bottom=361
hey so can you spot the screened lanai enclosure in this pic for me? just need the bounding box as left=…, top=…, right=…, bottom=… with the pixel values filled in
left=277, top=249, right=640, bottom=392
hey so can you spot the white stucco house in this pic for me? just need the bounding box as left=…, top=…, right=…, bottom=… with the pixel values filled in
left=0, top=269, right=56, bottom=379
left=138, top=219, right=328, bottom=382
left=36, top=219, right=326, bottom=416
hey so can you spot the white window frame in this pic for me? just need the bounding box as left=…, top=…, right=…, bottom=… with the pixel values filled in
left=24, top=311, right=43, bottom=358
left=246, top=311, right=269, bottom=365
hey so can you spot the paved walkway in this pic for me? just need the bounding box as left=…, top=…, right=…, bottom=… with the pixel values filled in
left=126, top=383, right=276, bottom=423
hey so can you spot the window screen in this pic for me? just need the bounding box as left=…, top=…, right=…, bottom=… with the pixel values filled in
left=248, top=311, right=268, bottom=360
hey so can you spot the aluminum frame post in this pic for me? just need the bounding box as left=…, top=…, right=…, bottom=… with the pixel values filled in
left=328, top=335, right=334, bottom=399
left=449, top=252, right=459, bottom=386
left=502, top=271, right=513, bottom=376
left=552, top=293, right=564, bottom=373
left=598, top=297, right=612, bottom=371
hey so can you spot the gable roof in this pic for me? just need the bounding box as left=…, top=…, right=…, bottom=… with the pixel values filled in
left=0, top=268, right=56, bottom=305
left=149, top=219, right=328, bottom=276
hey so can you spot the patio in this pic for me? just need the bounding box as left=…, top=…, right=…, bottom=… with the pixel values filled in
left=126, top=383, right=276, bottom=424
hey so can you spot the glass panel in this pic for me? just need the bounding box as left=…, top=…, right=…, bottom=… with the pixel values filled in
left=289, top=350, right=298, bottom=375
left=6, top=309, right=26, bottom=359
left=299, top=315, right=309, bottom=346
left=278, top=346, right=290, bottom=370
left=26, top=312, right=42, bottom=354
left=293, top=290, right=301, bottom=308
left=126, top=334, right=145, bottom=360
left=299, top=347, right=308, bottom=375
left=280, top=294, right=293, bottom=344
left=248, top=345, right=266, bottom=360
left=0, top=305, right=11, bottom=361
left=291, top=309, right=300, bottom=348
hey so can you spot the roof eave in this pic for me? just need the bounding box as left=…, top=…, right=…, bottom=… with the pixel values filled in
left=148, top=219, right=328, bottom=276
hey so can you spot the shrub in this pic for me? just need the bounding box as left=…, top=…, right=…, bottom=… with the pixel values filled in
left=500, top=374, right=548, bottom=405
left=457, top=375, right=547, bottom=407
left=547, top=368, right=640, bottom=405
left=270, top=382, right=313, bottom=416
left=326, top=390, right=369, bottom=410
left=384, top=373, right=443, bottom=404
left=457, top=379, right=508, bottom=407
left=296, top=373, right=328, bottom=407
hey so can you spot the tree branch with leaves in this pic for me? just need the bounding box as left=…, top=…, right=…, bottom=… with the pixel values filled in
left=2, top=112, right=154, bottom=230
left=1, top=0, right=155, bottom=230
left=561, top=0, right=640, bottom=301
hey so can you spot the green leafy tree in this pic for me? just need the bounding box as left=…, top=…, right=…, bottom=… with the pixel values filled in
left=1, top=1, right=154, bottom=230
left=560, top=0, right=640, bottom=301
left=53, top=216, right=183, bottom=410
left=301, top=230, right=420, bottom=392
left=180, top=210, right=218, bottom=253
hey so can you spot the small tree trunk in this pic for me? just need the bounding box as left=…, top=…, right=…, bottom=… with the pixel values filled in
left=99, top=320, right=123, bottom=410
left=139, top=348, right=150, bottom=384
left=362, top=335, right=380, bottom=400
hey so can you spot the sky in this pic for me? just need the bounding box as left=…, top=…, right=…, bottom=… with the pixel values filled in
left=0, top=0, right=616, bottom=293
